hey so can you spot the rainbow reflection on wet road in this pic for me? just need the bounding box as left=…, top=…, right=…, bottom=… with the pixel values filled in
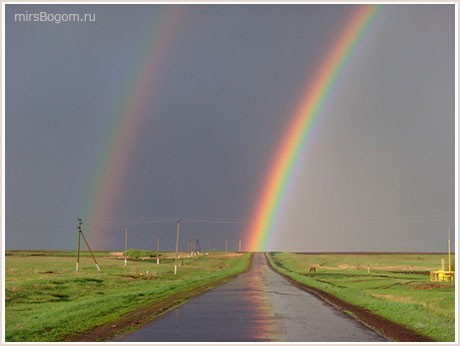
left=120, top=253, right=387, bottom=342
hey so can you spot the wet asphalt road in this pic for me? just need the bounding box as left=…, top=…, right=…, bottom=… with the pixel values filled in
left=121, top=253, right=387, bottom=342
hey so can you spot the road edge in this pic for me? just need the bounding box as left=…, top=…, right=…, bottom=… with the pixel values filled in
left=264, top=252, right=435, bottom=343
left=63, top=253, right=254, bottom=342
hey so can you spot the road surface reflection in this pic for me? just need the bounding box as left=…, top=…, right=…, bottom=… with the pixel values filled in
left=120, top=253, right=387, bottom=342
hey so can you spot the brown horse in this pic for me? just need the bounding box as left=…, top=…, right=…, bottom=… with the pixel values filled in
left=309, top=266, right=316, bottom=273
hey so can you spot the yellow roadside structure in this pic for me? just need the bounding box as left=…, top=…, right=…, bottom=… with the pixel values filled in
left=430, top=230, right=455, bottom=283
left=430, top=258, right=455, bottom=282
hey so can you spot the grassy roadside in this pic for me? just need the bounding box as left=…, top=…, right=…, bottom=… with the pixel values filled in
left=5, top=251, right=251, bottom=342
left=267, top=252, right=455, bottom=342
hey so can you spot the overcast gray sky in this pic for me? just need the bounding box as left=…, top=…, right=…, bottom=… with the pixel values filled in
left=5, top=4, right=455, bottom=252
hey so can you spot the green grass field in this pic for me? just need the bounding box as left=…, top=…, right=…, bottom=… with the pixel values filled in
left=5, top=250, right=251, bottom=342
left=267, top=252, right=455, bottom=342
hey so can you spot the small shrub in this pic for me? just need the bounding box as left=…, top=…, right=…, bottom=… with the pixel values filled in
left=126, top=248, right=158, bottom=259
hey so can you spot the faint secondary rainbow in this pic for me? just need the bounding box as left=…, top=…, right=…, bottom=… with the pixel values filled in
left=84, top=6, right=183, bottom=248
left=245, top=5, right=380, bottom=251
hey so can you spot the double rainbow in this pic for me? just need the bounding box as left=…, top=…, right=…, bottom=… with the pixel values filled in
left=245, top=5, right=380, bottom=251
left=84, top=5, right=380, bottom=250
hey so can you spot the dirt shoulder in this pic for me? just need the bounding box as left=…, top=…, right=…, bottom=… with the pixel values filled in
left=64, top=254, right=253, bottom=342
left=265, top=254, right=435, bottom=342
left=64, top=287, right=211, bottom=342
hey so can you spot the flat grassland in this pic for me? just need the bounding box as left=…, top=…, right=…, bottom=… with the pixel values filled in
left=267, top=252, right=455, bottom=342
left=5, top=250, right=251, bottom=342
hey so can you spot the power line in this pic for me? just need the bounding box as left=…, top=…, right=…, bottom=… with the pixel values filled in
left=82, top=217, right=247, bottom=226
left=83, top=216, right=246, bottom=221
left=338, top=214, right=454, bottom=225
left=181, top=218, right=247, bottom=224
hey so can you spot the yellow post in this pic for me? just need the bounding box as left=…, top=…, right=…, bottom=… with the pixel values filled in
left=448, top=228, right=451, bottom=272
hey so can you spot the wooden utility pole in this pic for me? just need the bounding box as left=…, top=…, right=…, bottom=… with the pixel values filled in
left=195, top=239, right=201, bottom=255
left=76, top=218, right=82, bottom=272
left=156, top=235, right=160, bottom=264
left=225, top=239, right=228, bottom=252
left=124, top=228, right=128, bottom=267
left=174, top=220, right=180, bottom=275
left=239, top=239, right=242, bottom=253
left=76, top=218, right=101, bottom=272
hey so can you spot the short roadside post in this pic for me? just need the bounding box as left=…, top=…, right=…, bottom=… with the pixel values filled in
left=174, top=220, right=180, bottom=275
left=156, top=235, right=160, bottom=265
left=124, top=227, right=128, bottom=267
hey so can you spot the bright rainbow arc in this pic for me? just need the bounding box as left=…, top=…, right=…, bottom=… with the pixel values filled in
left=245, top=5, right=380, bottom=252
left=84, top=6, right=183, bottom=248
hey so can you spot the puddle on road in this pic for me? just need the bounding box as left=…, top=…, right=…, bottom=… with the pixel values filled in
left=120, top=253, right=387, bottom=342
